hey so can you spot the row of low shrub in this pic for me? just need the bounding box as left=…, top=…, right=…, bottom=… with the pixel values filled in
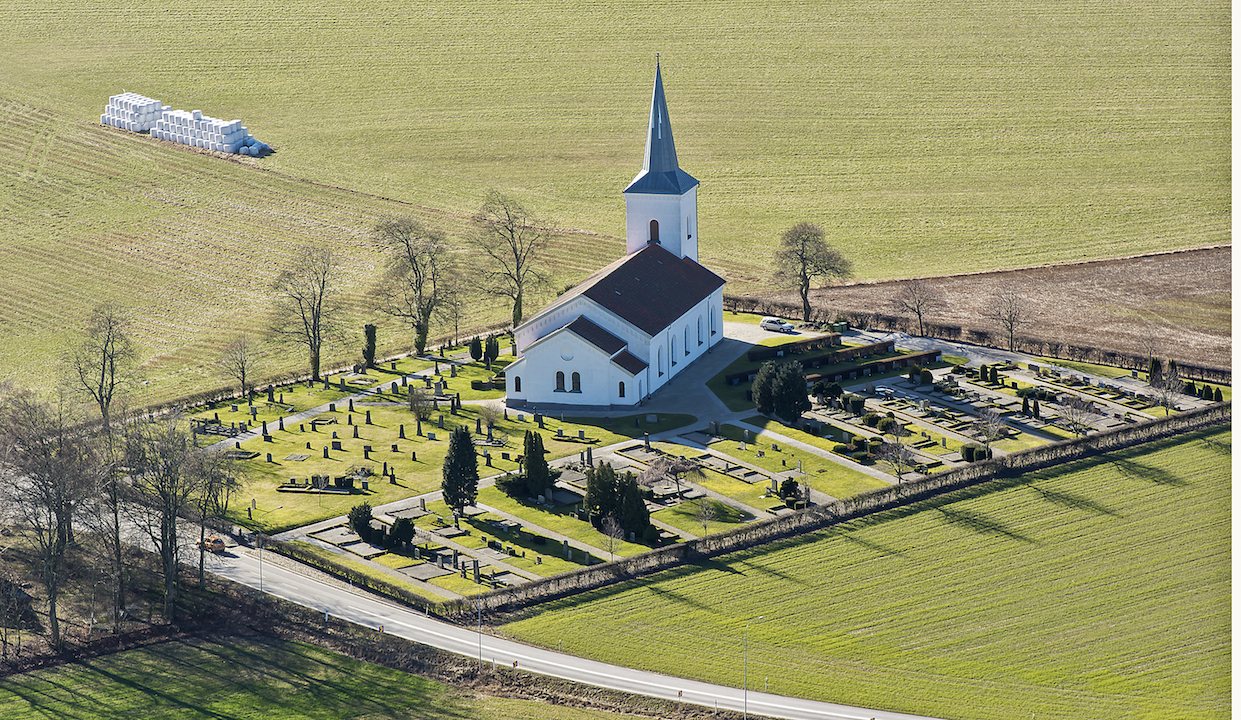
left=961, top=443, right=993, bottom=462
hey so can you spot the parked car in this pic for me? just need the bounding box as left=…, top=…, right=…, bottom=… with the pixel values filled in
left=759, top=316, right=795, bottom=333
left=197, top=536, right=226, bottom=554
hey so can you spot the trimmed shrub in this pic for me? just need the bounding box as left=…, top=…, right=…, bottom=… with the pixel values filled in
left=920, top=368, right=934, bottom=385
left=1022, top=396, right=1030, bottom=415
left=908, top=364, right=922, bottom=383
left=348, top=502, right=373, bottom=543
left=1214, top=388, right=1223, bottom=402
left=867, top=439, right=883, bottom=454
left=851, top=450, right=870, bottom=462
left=863, top=412, right=881, bottom=427
left=832, top=444, right=850, bottom=454
left=877, top=417, right=896, bottom=434
left=469, top=336, right=482, bottom=362
left=849, top=395, right=866, bottom=415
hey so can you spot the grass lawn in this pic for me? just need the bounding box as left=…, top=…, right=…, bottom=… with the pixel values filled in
left=504, top=427, right=1231, bottom=720
left=689, top=466, right=780, bottom=515
left=652, top=497, right=749, bottom=537
left=0, top=636, right=625, bottom=720
left=476, top=486, right=649, bottom=559
left=714, top=423, right=890, bottom=499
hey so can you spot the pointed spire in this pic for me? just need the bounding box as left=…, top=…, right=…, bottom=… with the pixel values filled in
left=642, top=61, right=680, bottom=174
left=625, top=61, right=698, bottom=196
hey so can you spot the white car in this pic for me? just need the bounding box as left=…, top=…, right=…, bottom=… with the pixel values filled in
left=759, top=316, right=795, bottom=333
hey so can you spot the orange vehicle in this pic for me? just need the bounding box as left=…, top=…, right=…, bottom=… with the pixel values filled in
left=198, top=536, right=226, bottom=553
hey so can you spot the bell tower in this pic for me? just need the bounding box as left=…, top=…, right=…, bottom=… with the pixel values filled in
left=623, top=62, right=700, bottom=262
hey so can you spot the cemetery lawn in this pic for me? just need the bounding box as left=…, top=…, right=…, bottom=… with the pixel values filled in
left=689, top=466, right=779, bottom=515
left=0, top=636, right=626, bottom=720
left=503, top=427, right=1231, bottom=720
left=652, top=497, right=749, bottom=537
left=476, top=486, right=648, bottom=559
left=720, top=422, right=890, bottom=498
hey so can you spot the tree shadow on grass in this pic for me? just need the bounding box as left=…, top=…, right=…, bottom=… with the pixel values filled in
left=642, top=584, right=715, bottom=614
left=935, top=506, right=1034, bottom=544
left=1023, top=482, right=1120, bottom=517
left=1110, top=456, right=1185, bottom=487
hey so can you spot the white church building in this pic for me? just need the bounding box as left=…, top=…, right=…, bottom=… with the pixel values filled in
left=505, top=64, right=726, bottom=410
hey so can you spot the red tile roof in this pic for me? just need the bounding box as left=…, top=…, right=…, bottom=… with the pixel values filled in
left=565, top=316, right=626, bottom=355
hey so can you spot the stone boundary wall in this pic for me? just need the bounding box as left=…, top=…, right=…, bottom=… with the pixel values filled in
left=439, top=402, right=1229, bottom=621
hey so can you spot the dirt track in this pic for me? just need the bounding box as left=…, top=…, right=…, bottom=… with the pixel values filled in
left=797, top=246, right=1231, bottom=368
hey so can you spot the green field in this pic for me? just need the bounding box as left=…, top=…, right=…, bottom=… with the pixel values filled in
left=0, top=636, right=625, bottom=720
left=504, top=427, right=1231, bottom=719
left=0, top=0, right=1229, bottom=400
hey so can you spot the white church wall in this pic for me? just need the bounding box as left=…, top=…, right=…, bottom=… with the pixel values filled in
left=624, top=189, right=697, bottom=261
left=510, top=330, right=616, bottom=407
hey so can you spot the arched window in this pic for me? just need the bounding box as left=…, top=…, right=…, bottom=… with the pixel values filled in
left=618, top=381, right=625, bottom=398
left=571, top=372, right=581, bottom=392
left=514, top=376, right=522, bottom=393
left=657, top=348, right=664, bottom=376
left=670, top=336, right=677, bottom=366
left=649, top=219, right=659, bottom=244
left=697, top=316, right=703, bottom=345
left=710, top=308, right=717, bottom=336
left=687, top=214, right=692, bottom=239
left=555, top=371, right=565, bottom=392
left=684, top=326, right=690, bottom=355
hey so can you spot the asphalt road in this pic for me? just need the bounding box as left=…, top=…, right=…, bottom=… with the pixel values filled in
left=206, top=548, right=941, bottom=720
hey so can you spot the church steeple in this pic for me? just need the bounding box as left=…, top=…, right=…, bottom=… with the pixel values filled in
left=624, top=62, right=699, bottom=196
left=623, top=61, right=701, bottom=262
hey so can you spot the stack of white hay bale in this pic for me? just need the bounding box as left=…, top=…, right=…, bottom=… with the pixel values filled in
left=101, top=92, right=270, bottom=156
left=151, top=109, right=263, bottom=155
left=100, top=93, right=168, bottom=133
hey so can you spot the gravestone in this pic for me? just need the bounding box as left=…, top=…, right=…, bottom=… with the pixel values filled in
left=502, top=452, right=510, bottom=461
left=585, top=447, right=593, bottom=465
left=427, top=432, right=436, bottom=441
left=450, top=365, right=457, bottom=378
left=644, top=432, right=650, bottom=451
left=306, top=442, right=311, bottom=449
left=391, top=361, right=397, bottom=370
left=578, top=429, right=585, bottom=440
left=797, top=459, right=803, bottom=472
left=348, top=414, right=353, bottom=425
left=557, top=428, right=564, bottom=437
left=416, top=418, right=422, bottom=436
left=329, top=403, right=336, bottom=412
left=391, top=382, right=398, bottom=393
left=250, top=406, right=258, bottom=417
left=332, top=430, right=338, bottom=439
left=399, top=424, right=405, bottom=439
left=646, top=414, right=658, bottom=423
left=770, top=477, right=778, bottom=492
left=349, top=399, right=354, bottom=412
left=323, top=446, right=329, bottom=458
left=486, top=426, right=493, bottom=442
left=266, top=453, right=272, bottom=462
left=743, top=429, right=751, bottom=443
left=518, top=414, right=525, bottom=422
left=473, top=559, right=480, bottom=584
left=278, top=417, right=284, bottom=431
left=331, top=441, right=342, bottom=451
left=537, top=414, right=544, bottom=429
left=772, top=442, right=779, bottom=451
left=476, top=418, right=482, bottom=434
left=401, top=376, right=407, bottom=387
left=352, top=425, right=359, bottom=439
left=434, top=381, right=443, bottom=395
left=261, top=420, right=268, bottom=434
left=391, top=444, right=398, bottom=452
left=365, top=410, right=372, bottom=424
left=267, top=387, right=275, bottom=402
left=231, top=404, right=238, bottom=412
left=438, top=415, right=444, bottom=429
left=562, top=539, right=570, bottom=559
left=485, top=454, right=492, bottom=467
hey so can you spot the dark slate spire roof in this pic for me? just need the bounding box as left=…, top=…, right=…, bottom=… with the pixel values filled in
left=624, top=63, right=699, bottom=195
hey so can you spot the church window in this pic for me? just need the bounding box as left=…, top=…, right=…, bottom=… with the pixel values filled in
left=555, top=371, right=565, bottom=392
left=657, top=348, right=664, bottom=376
left=684, top=327, right=690, bottom=355
left=698, top=316, right=703, bottom=345
left=687, top=214, right=692, bottom=239
left=618, top=381, right=625, bottom=398
left=514, top=376, right=522, bottom=393
left=710, top=308, right=717, bottom=336
left=649, top=219, right=660, bottom=244
left=671, top=336, right=677, bottom=366
left=571, top=372, right=581, bottom=393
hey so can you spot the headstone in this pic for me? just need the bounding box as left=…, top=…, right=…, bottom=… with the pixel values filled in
left=485, top=454, right=492, bottom=467
left=332, top=431, right=338, bottom=439
left=391, top=382, right=398, bottom=393
left=347, top=414, right=352, bottom=425
left=487, top=426, right=493, bottom=442
left=518, top=414, right=525, bottom=422
left=473, top=559, right=480, bottom=584
left=382, top=461, right=388, bottom=475
left=942, top=437, right=947, bottom=447
left=644, top=432, right=651, bottom=451
left=438, top=415, right=444, bottom=429
left=363, top=448, right=370, bottom=460
left=537, top=414, right=544, bottom=429
left=797, top=460, right=803, bottom=472
left=391, top=361, right=397, bottom=370
left=332, top=441, right=342, bottom=451
left=585, top=447, right=593, bottom=465
left=427, top=432, right=436, bottom=441
left=557, top=428, right=564, bottom=437
left=366, top=410, right=372, bottom=425
left=646, top=414, right=658, bottom=423
left=416, top=418, right=422, bottom=436
left=399, top=424, right=405, bottom=439
left=420, top=498, right=426, bottom=511
left=770, top=477, right=778, bottom=492
left=266, top=453, right=272, bottom=462
left=401, top=376, right=407, bottom=386
left=250, top=406, right=258, bottom=417
left=352, top=425, right=359, bottom=439
left=278, top=417, right=285, bottom=431
left=772, top=442, right=779, bottom=451
left=578, top=429, right=585, bottom=440
left=562, top=539, right=570, bottom=559
left=231, top=404, right=238, bottom=412
left=743, top=429, right=751, bottom=443
left=306, top=441, right=312, bottom=449
left=214, top=412, right=220, bottom=422
left=329, top=403, right=336, bottom=412
left=391, top=444, right=398, bottom=452
left=267, top=386, right=275, bottom=402
left=502, top=452, right=510, bottom=460
left=434, top=381, right=443, bottom=395
left=323, top=446, right=329, bottom=458
left=349, top=398, right=355, bottom=412
left=450, top=365, right=457, bottom=378
left=476, top=418, right=482, bottom=434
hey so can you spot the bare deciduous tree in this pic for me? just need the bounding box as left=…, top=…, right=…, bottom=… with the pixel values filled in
left=891, top=279, right=947, bottom=337
left=1056, top=395, right=1099, bottom=437
left=638, top=456, right=704, bottom=501
left=0, top=387, right=97, bottom=650
left=986, top=289, right=1033, bottom=352
left=880, top=440, right=917, bottom=481
left=772, top=222, right=853, bottom=322
left=694, top=497, right=717, bottom=536
left=124, top=416, right=207, bottom=621
left=194, top=453, right=241, bottom=588
left=218, top=334, right=261, bottom=400
left=271, top=245, right=343, bottom=382
left=407, top=388, right=434, bottom=421
left=69, top=305, right=138, bottom=436
left=600, top=515, right=623, bottom=561
left=435, top=269, right=472, bottom=349
left=1149, top=361, right=1183, bottom=413
left=375, top=217, right=453, bottom=356
left=972, top=407, right=1008, bottom=453
left=471, top=190, right=550, bottom=328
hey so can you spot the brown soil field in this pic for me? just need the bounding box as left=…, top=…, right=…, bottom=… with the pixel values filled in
left=791, top=246, right=1231, bottom=368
